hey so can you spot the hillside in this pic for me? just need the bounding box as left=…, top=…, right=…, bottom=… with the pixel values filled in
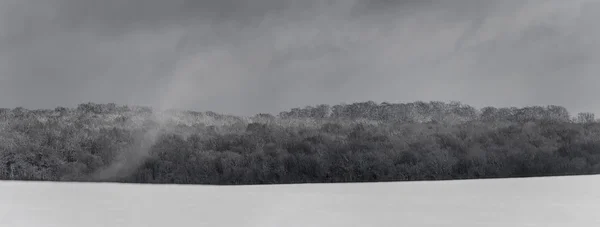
left=1, top=101, right=599, bottom=184
left=1, top=175, right=599, bottom=227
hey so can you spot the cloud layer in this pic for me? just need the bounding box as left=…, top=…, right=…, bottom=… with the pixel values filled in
left=1, top=0, right=599, bottom=115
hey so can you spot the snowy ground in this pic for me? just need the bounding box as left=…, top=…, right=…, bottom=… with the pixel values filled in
left=1, top=175, right=599, bottom=227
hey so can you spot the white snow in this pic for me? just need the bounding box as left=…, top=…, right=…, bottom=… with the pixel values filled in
left=1, top=175, right=599, bottom=227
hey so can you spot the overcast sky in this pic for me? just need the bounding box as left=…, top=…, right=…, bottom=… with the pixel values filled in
left=1, top=0, right=599, bottom=116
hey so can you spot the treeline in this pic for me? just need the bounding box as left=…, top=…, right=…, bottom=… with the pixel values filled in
left=279, top=101, right=595, bottom=124
left=0, top=101, right=599, bottom=185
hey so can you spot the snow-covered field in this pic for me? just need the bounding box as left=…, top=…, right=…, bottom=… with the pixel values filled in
left=1, top=175, right=599, bottom=227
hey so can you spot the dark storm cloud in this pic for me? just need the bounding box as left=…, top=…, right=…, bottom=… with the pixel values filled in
left=1, top=0, right=599, bottom=116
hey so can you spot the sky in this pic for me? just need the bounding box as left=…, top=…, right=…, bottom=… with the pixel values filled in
left=1, top=0, right=599, bottom=116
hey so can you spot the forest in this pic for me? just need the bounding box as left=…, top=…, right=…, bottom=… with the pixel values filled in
left=1, top=101, right=599, bottom=185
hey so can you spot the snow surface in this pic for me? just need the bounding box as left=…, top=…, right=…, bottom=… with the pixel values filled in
left=1, top=175, right=599, bottom=227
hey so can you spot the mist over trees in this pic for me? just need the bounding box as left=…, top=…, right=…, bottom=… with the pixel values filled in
left=1, top=101, right=599, bottom=185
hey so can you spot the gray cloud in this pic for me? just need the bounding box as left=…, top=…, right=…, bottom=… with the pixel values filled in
left=1, top=0, right=599, bottom=116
